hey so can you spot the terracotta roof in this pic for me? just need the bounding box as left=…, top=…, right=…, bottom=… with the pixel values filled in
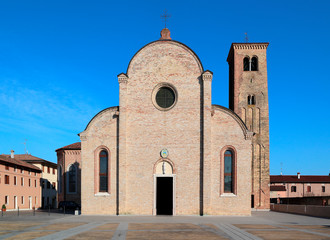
left=0, top=155, right=41, bottom=171
left=270, top=175, right=330, bottom=183
left=270, top=185, right=286, bottom=191
left=1, top=154, right=57, bottom=167
left=56, top=142, right=81, bottom=151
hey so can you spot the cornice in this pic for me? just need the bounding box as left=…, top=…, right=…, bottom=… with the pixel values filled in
left=227, top=42, right=269, bottom=62
left=232, top=43, right=269, bottom=50
left=202, top=70, right=213, bottom=82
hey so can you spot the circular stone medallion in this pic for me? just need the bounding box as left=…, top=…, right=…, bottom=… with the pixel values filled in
left=160, top=149, right=169, bottom=158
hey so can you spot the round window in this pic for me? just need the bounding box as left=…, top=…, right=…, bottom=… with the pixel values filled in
left=152, top=83, right=177, bottom=111
left=156, top=87, right=175, bottom=108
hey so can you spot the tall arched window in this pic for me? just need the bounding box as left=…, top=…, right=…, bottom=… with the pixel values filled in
left=243, top=57, right=250, bottom=71
left=224, top=150, right=234, bottom=193
left=99, top=150, right=108, bottom=192
left=251, top=57, right=258, bottom=71
left=68, top=165, right=76, bottom=193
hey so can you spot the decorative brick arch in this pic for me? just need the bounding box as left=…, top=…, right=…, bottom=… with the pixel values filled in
left=220, top=145, right=238, bottom=195
left=94, top=145, right=111, bottom=194
left=153, top=158, right=176, bottom=174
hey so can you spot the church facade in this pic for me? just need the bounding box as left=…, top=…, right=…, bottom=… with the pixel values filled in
left=58, top=28, right=270, bottom=215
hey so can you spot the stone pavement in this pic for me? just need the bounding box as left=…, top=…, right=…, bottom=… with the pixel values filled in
left=0, top=211, right=329, bottom=239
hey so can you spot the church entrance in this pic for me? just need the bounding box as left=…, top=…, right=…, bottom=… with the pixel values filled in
left=156, top=177, right=173, bottom=215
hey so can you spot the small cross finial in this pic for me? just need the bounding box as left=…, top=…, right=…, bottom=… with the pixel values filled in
left=161, top=10, right=171, bottom=29
left=245, top=32, right=249, bottom=43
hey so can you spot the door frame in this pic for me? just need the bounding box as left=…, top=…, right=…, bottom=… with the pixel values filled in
left=153, top=174, right=176, bottom=216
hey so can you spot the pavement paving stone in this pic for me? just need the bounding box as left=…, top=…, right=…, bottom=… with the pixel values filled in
left=282, top=225, right=330, bottom=229
left=64, top=230, right=115, bottom=239
left=0, top=222, right=42, bottom=231
left=215, top=223, right=263, bottom=240
left=126, top=230, right=227, bottom=240
left=92, top=223, right=118, bottom=230
left=4, top=231, right=54, bottom=240
left=234, top=224, right=282, bottom=229
left=128, top=223, right=203, bottom=230
left=111, top=222, right=128, bottom=240
left=35, top=223, right=84, bottom=231
left=246, top=230, right=330, bottom=240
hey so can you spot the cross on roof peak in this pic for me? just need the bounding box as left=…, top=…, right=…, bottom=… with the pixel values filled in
left=160, top=10, right=171, bottom=29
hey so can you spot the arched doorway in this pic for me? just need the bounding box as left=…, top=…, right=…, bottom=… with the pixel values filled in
left=153, top=160, right=175, bottom=215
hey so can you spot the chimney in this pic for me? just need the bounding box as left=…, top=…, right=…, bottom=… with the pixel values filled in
left=10, top=150, right=14, bottom=159
left=297, top=172, right=300, bottom=179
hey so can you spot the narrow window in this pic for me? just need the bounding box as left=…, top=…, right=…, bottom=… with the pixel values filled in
left=52, top=182, right=56, bottom=189
left=68, top=165, right=76, bottom=193
left=251, top=56, right=258, bottom=71
left=322, top=186, right=325, bottom=192
left=252, top=95, right=256, bottom=105
left=21, top=196, right=24, bottom=205
left=5, top=175, right=9, bottom=184
left=35, top=179, right=37, bottom=187
left=243, top=57, right=250, bottom=71
left=307, top=186, right=311, bottom=192
left=5, top=196, right=8, bottom=205
left=47, top=166, right=50, bottom=173
left=21, top=177, right=24, bottom=186
left=29, top=179, right=31, bottom=187
left=14, top=176, right=17, bottom=185
left=53, top=168, right=55, bottom=175
left=291, top=186, right=296, bottom=192
left=224, top=150, right=234, bottom=193
left=248, top=95, right=252, bottom=105
left=14, top=167, right=17, bottom=172
left=5, top=165, right=9, bottom=170
left=99, top=150, right=108, bottom=192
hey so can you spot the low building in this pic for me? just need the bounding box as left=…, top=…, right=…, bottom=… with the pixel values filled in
left=56, top=142, right=81, bottom=206
left=19, top=155, right=58, bottom=208
left=0, top=151, right=42, bottom=210
left=270, top=173, right=330, bottom=205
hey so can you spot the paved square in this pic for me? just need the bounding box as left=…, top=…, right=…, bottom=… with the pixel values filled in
left=0, top=211, right=328, bottom=240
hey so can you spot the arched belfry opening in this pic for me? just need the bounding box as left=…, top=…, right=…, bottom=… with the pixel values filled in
left=154, top=160, right=175, bottom=216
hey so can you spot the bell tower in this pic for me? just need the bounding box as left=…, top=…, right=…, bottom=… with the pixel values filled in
left=227, top=42, right=270, bottom=209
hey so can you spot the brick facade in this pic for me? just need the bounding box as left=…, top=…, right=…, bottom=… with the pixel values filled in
left=227, top=43, right=270, bottom=209
left=76, top=29, right=257, bottom=215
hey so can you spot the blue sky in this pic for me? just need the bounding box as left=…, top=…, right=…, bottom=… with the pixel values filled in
left=0, top=0, right=329, bottom=175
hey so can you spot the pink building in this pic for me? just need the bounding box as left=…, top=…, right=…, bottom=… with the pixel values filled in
left=0, top=151, right=42, bottom=210
left=270, top=173, right=330, bottom=205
